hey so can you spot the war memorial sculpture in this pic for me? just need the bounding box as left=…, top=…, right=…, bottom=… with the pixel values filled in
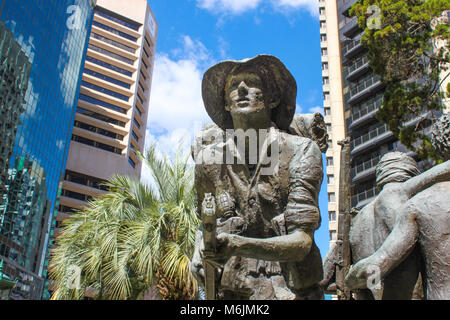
left=190, top=55, right=450, bottom=300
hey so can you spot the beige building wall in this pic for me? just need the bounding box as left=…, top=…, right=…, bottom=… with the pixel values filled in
left=55, top=0, right=158, bottom=236
left=319, top=0, right=347, bottom=249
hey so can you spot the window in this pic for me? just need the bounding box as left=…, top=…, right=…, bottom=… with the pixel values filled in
left=95, top=9, right=141, bottom=31
left=81, top=81, right=129, bottom=102
left=322, top=62, right=328, bottom=70
left=91, top=33, right=136, bottom=53
left=321, top=48, right=327, bottom=56
left=84, top=69, right=131, bottom=89
left=61, top=189, right=92, bottom=202
left=143, top=46, right=151, bottom=59
left=72, top=135, right=122, bottom=155
left=323, top=77, right=329, bottom=85
left=144, top=36, right=152, bottom=49
left=324, top=107, right=331, bottom=116
left=329, top=211, right=336, bottom=221
left=74, top=120, right=124, bottom=140
left=328, top=139, right=333, bottom=149
left=330, top=230, right=337, bottom=241
left=142, top=59, right=149, bottom=70
left=86, top=56, right=133, bottom=77
left=79, top=94, right=127, bottom=114
left=128, top=157, right=136, bottom=168
left=320, top=34, right=327, bottom=42
left=77, top=107, right=126, bottom=127
left=327, top=175, right=335, bottom=184
left=319, top=7, right=325, bottom=15
left=133, top=117, right=141, bottom=129
left=323, top=92, right=330, bottom=100
left=135, top=106, right=143, bottom=117
left=59, top=205, right=77, bottom=214
left=64, top=170, right=108, bottom=191
left=326, top=157, right=334, bottom=166
left=138, top=81, right=146, bottom=93
left=328, top=193, right=336, bottom=203
left=140, top=69, right=147, bottom=81
left=327, top=124, right=332, bottom=133
left=131, top=130, right=139, bottom=142
left=137, top=92, right=145, bottom=105
left=92, top=21, right=138, bottom=42
left=320, top=21, right=326, bottom=29
left=88, top=44, right=134, bottom=65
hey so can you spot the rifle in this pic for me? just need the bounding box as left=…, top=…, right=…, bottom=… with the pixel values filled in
left=201, top=193, right=217, bottom=300
left=335, top=137, right=352, bottom=300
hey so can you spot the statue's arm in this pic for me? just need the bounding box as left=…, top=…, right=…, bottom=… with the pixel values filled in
left=402, top=160, right=450, bottom=198
left=216, top=138, right=322, bottom=262
left=320, top=242, right=339, bottom=289
left=191, top=229, right=205, bottom=287
left=344, top=202, right=419, bottom=289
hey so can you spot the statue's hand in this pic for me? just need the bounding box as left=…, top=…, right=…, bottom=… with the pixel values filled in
left=201, top=232, right=236, bottom=266
left=217, top=216, right=246, bottom=235
left=344, top=258, right=376, bottom=290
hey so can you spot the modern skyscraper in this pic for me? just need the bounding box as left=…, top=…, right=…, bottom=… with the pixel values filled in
left=0, top=0, right=95, bottom=299
left=55, top=0, right=158, bottom=236
left=319, top=0, right=442, bottom=251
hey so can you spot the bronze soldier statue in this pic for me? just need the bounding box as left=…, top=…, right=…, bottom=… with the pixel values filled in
left=191, top=55, right=327, bottom=300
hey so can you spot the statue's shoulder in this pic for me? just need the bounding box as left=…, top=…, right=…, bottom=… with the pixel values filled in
left=288, top=112, right=329, bottom=153
left=282, top=132, right=322, bottom=158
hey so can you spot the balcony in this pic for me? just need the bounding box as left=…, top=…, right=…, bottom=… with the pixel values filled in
left=341, top=16, right=361, bottom=38
left=350, top=154, right=382, bottom=182
left=351, top=186, right=379, bottom=208
left=345, top=55, right=370, bottom=82
left=339, top=0, right=357, bottom=17
left=342, top=38, right=365, bottom=59
left=348, top=74, right=383, bottom=104
left=351, top=123, right=393, bottom=155
left=349, top=96, right=382, bottom=129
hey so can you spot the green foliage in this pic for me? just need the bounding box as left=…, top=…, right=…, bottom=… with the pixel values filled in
left=350, top=0, right=449, bottom=160
left=49, top=144, right=201, bottom=300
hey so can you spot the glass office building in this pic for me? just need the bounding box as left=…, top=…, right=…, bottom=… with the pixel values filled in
left=0, top=0, right=95, bottom=299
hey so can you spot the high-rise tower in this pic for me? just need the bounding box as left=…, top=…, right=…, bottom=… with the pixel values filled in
left=56, top=0, right=158, bottom=234
left=0, top=0, right=95, bottom=299
left=319, top=0, right=441, bottom=254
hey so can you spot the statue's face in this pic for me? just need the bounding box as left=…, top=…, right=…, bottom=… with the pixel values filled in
left=225, top=72, right=266, bottom=116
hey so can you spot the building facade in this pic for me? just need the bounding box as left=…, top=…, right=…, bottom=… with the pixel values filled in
left=0, top=0, right=95, bottom=299
left=318, top=0, right=347, bottom=247
left=55, top=0, right=158, bottom=243
left=319, top=0, right=442, bottom=251
left=319, top=0, right=402, bottom=249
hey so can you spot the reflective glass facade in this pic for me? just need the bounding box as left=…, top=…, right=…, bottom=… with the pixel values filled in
left=0, top=0, right=95, bottom=299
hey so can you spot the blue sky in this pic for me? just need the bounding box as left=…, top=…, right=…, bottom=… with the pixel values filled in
left=144, top=0, right=330, bottom=257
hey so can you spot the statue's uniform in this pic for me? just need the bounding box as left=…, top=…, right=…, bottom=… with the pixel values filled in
left=195, top=127, right=324, bottom=299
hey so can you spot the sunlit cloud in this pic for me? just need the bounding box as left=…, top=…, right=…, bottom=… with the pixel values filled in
left=195, top=0, right=319, bottom=16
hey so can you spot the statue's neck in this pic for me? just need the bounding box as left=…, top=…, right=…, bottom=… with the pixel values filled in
left=229, top=115, right=277, bottom=166
left=231, top=113, right=273, bottom=132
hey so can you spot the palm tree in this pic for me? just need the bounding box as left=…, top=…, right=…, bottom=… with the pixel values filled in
left=49, top=144, right=201, bottom=300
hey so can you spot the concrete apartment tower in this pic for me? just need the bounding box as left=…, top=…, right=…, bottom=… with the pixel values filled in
left=56, top=0, right=158, bottom=230
left=318, top=0, right=445, bottom=255
left=318, top=0, right=347, bottom=247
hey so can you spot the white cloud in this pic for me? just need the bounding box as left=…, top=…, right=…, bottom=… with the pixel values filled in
left=195, top=0, right=318, bottom=16
left=142, top=36, right=213, bottom=185
left=309, top=105, right=323, bottom=114
left=277, top=0, right=318, bottom=15
left=197, top=0, right=263, bottom=14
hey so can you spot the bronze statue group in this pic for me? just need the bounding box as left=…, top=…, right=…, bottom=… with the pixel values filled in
left=190, top=55, right=450, bottom=300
